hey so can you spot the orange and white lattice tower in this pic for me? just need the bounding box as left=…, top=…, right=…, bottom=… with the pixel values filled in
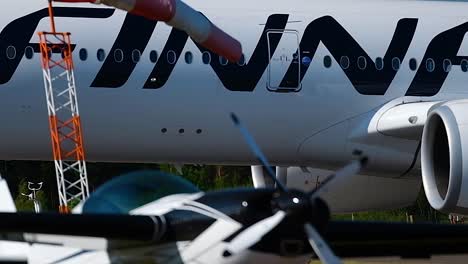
left=38, top=1, right=89, bottom=213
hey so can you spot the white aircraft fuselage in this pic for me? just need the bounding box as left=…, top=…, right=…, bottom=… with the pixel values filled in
left=1, top=0, right=468, bottom=178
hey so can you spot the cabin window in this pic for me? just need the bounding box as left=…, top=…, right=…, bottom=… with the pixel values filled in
left=6, top=46, right=16, bottom=60
left=202, top=51, right=211, bottom=64
left=167, top=50, right=177, bottom=64
left=24, top=46, right=34, bottom=60
left=238, top=54, right=246, bottom=66
left=114, top=49, right=123, bottom=63
left=97, top=49, right=106, bottom=62
left=340, top=56, right=349, bottom=69
left=184, top=51, right=193, bottom=64
left=426, top=58, right=435, bottom=72
left=375, top=57, right=384, bottom=70
left=358, top=56, right=367, bottom=70
left=150, top=50, right=158, bottom=63
left=79, top=48, right=88, bottom=61
left=443, top=59, right=452, bottom=73
left=461, top=59, right=468, bottom=72
left=132, top=49, right=141, bottom=63
left=409, top=58, right=418, bottom=71
left=219, top=56, right=228, bottom=66
left=392, top=57, right=401, bottom=71
left=324, top=55, right=332, bottom=68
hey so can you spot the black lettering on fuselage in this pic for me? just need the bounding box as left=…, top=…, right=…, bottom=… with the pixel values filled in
left=143, top=29, right=189, bottom=89
left=5, top=10, right=468, bottom=98
left=92, top=14, right=157, bottom=88
left=280, top=16, right=418, bottom=95
left=0, top=8, right=114, bottom=85
left=142, top=15, right=414, bottom=94
left=143, top=14, right=289, bottom=90
left=406, top=22, right=468, bottom=96
left=193, top=14, right=289, bottom=92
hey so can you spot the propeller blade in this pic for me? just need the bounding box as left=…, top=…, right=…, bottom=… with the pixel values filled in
left=53, top=0, right=242, bottom=62
left=230, top=113, right=288, bottom=192
left=223, top=210, right=286, bottom=257
left=310, top=157, right=367, bottom=199
left=304, top=223, right=342, bottom=264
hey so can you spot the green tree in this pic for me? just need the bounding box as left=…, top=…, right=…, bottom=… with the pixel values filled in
left=159, top=164, right=252, bottom=191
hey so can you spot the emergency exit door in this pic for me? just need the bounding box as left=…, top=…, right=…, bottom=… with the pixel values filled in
left=267, top=30, right=301, bottom=91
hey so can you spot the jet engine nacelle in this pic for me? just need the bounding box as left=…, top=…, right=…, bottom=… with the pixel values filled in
left=422, top=100, right=468, bottom=214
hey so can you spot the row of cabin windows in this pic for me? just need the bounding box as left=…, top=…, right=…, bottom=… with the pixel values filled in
left=5, top=45, right=248, bottom=66
left=4, top=45, right=246, bottom=66
left=6, top=45, right=468, bottom=73
left=78, top=48, right=247, bottom=66
left=318, top=55, right=468, bottom=72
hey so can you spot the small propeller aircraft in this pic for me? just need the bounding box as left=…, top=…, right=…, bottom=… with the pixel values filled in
left=1, top=114, right=468, bottom=264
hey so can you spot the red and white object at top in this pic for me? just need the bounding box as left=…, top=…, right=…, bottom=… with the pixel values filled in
left=53, top=0, right=242, bottom=62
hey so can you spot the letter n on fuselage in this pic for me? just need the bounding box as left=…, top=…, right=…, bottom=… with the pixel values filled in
left=280, top=16, right=418, bottom=95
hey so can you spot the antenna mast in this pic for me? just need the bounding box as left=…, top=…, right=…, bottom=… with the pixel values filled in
left=38, top=0, right=90, bottom=213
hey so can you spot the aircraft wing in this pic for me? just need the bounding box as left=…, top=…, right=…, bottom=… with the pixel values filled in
left=2, top=212, right=468, bottom=258
left=0, top=212, right=162, bottom=250
left=0, top=211, right=243, bottom=263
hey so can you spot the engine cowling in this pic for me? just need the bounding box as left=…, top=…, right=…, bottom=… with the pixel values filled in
left=422, top=100, right=468, bottom=214
left=286, top=167, right=421, bottom=213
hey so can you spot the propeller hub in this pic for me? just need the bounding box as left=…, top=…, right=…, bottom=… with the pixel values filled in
left=271, top=190, right=309, bottom=214
left=270, top=190, right=330, bottom=232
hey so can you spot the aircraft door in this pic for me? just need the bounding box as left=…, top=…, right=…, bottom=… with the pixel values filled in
left=267, top=30, right=301, bottom=92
